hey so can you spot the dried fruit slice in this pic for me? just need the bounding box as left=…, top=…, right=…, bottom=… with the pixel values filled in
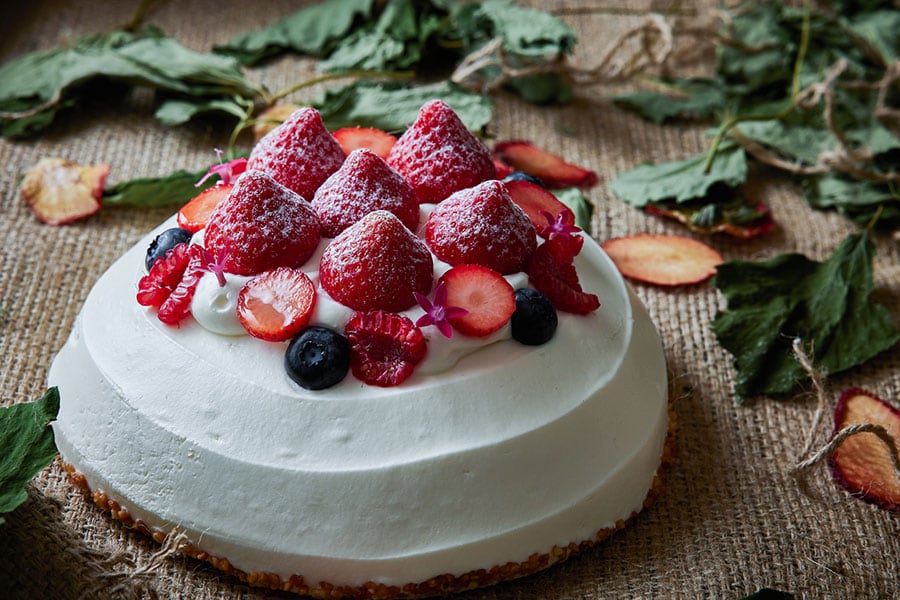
left=601, top=233, right=722, bottom=286
left=345, top=311, right=427, bottom=387
left=21, top=157, right=110, bottom=225
left=494, top=141, right=598, bottom=189
left=829, top=388, right=900, bottom=512
left=332, top=126, right=397, bottom=159
left=439, top=265, right=516, bottom=338
left=176, top=184, right=233, bottom=233
left=237, top=268, right=317, bottom=342
left=645, top=199, right=775, bottom=240
left=504, top=179, right=574, bottom=234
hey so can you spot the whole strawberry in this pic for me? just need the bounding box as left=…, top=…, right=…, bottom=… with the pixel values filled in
left=312, top=148, right=419, bottom=238
left=387, top=99, right=495, bottom=204
left=247, top=106, right=345, bottom=200
left=426, top=180, right=536, bottom=274
left=204, top=170, right=321, bottom=276
left=319, top=210, right=433, bottom=312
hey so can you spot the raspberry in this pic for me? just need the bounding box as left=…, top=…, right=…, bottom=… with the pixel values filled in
left=345, top=311, right=426, bottom=387
left=136, top=243, right=206, bottom=325
left=425, top=180, right=536, bottom=274
left=312, top=148, right=419, bottom=238
left=386, top=99, right=495, bottom=204
left=203, top=170, right=321, bottom=276
left=319, top=211, right=433, bottom=312
left=246, top=106, right=345, bottom=200
left=527, top=239, right=600, bottom=315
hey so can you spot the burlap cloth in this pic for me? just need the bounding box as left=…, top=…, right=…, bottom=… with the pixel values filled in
left=1, top=1, right=898, bottom=598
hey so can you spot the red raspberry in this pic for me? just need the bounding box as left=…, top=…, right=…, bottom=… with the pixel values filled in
left=311, top=148, right=419, bottom=238
left=386, top=99, right=495, bottom=204
left=527, top=238, right=600, bottom=315
left=246, top=106, right=345, bottom=200
left=320, top=211, right=433, bottom=312
left=136, top=243, right=206, bottom=325
left=345, top=311, right=426, bottom=387
left=203, top=170, right=321, bottom=276
left=425, top=180, right=536, bottom=274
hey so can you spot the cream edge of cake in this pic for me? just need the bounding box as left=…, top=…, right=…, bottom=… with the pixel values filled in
left=48, top=211, right=669, bottom=591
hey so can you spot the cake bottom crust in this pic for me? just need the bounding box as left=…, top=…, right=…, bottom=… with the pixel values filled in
left=59, top=406, right=676, bottom=600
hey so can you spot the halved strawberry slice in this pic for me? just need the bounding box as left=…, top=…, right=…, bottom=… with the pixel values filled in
left=439, top=265, right=516, bottom=338
left=600, top=233, right=722, bottom=286
left=494, top=140, right=598, bottom=189
left=177, top=184, right=233, bottom=233
left=237, top=267, right=317, bottom=342
left=829, top=388, right=900, bottom=512
left=504, top=179, right=575, bottom=235
left=332, top=126, right=398, bottom=159
left=345, top=311, right=426, bottom=387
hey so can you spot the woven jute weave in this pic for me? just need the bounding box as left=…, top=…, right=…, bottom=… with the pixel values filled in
left=1, top=2, right=898, bottom=599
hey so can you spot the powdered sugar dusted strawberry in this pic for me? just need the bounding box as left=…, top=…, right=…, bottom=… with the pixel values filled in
left=247, top=106, right=345, bottom=200
left=345, top=310, right=426, bottom=387
left=203, top=170, right=320, bottom=276
left=312, top=148, right=419, bottom=238
left=320, top=210, right=433, bottom=312
left=387, top=99, right=495, bottom=204
left=426, top=180, right=536, bottom=275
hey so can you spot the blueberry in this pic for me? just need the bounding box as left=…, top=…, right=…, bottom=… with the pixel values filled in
left=502, top=171, right=544, bottom=187
left=145, top=227, right=192, bottom=271
left=285, top=326, right=351, bottom=390
left=511, top=288, right=558, bottom=346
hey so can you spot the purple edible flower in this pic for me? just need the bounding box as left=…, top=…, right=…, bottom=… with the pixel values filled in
left=414, top=281, right=468, bottom=339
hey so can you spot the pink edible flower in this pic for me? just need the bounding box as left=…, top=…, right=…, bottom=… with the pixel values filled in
left=414, top=281, right=468, bottom=339
left=195, top=148, right=248, bottom=188
left=540, top=209, right=580, bottom=240
left=200, top=247, right=228, bottom=287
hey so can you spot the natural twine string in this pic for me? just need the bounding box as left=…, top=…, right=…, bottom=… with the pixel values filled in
left=788, top=338, right=900, bottom=485
left=80, top=528, right=190, bottom=600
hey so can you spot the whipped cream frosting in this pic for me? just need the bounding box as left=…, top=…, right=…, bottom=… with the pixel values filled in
left=49, top=215, right=669, bottom=588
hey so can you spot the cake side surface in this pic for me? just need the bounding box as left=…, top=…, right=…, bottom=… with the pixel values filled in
left=49, top=212, right=668, bottom=590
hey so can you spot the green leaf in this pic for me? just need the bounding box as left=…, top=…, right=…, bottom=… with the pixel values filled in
left=0, top=388, right=60, bottom=525
left=803, top=175, right=900, bottom=227
left=844, top=9, right=900, bottom=64
left=613, top=78, right=726, bottom=124
left=154, top=96, right=250, bottom=126
left=314, top=80, right=492, bottom=132
left=0, top=28, right=257, bottom=137
left=504, top=72, right=572, bottom=105
left=214, top=0, right=376, bottom=66
left=102, top=168, right=212, bottom=208
left=319, top=0, right=448, bottom=73
left=609, top=142, right=747, bottom=207
left=552, top=187, right=593, bottom=231
left=712, top=232, right=899, bottom=401
left=452, top=0, right=576, bottom=58
left=735, top=119, right=833, bottom=165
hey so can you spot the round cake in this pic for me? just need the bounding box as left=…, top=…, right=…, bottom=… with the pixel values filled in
left=48, top=102, right=670, bottom=598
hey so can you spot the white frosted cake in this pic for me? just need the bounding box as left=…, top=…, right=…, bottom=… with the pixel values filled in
left=48, top=102, right=670, bottom=598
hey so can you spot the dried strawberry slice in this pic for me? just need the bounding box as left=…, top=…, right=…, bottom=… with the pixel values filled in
left=829, top=388, right=900, bottom=513
left=20, top=157, right=109, bottom=225
left=345, top=311, right=426, bottom=387
left=494, top=140, right=598, bottom=189
left=600, top=233, right=722, bottom=286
